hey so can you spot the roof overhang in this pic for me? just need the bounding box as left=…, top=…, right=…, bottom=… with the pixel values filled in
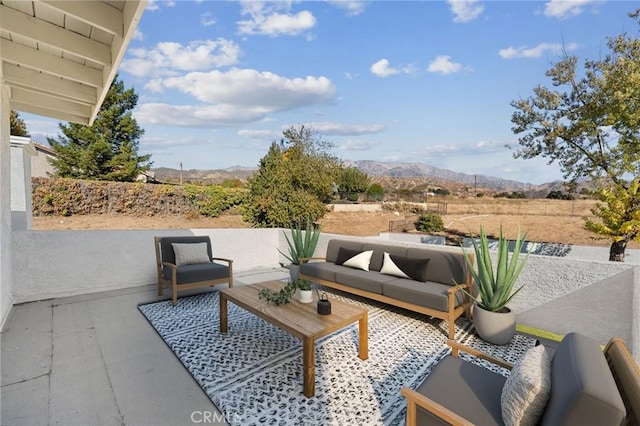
left=1, top=0, right=147, bottom=125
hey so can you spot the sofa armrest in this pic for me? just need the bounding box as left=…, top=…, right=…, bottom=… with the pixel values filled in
left=400, top=386, right=474, bottom=426
left=212, top=257, right=233, bottom=265
left=161, top=261, right=177, bottom=269
left=447, top=339, right=514, bottom=370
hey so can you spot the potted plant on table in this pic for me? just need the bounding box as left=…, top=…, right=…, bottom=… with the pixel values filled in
left=278, top=219, right=321, bottom=281
left=461, top=225, right=530, bottom=345
left=295, top=279, right=314, bottom=304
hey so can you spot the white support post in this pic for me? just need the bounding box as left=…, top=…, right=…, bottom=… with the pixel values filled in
left=0, top=77, right=14, bottom=329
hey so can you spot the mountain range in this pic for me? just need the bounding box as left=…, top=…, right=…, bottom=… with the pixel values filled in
left=151, top=161, right=574, bottom=196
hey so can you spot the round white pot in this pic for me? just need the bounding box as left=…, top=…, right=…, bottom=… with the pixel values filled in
left=298, top=289, right=313, bottom=304
left=473, top=304, right=516, bottom=345
left=289, top=264, right=300, bottom=281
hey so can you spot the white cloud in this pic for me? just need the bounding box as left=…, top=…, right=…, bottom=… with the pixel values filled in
left=499, top=42, right=578, bottom=59
left=544, top=0, right=601, bottom=19
left=238, top=129, right=282, bottom=140
left=339, top=139, right=377, bottom=151
left=133, top=29, right=144, bottom=41
left=447, top=0, right=485, bottom=23
left=135, top=69, right=337, bottom=128
left=427, top=56, right=462, bottom=74
left=326, top=1, right=368, bottom=16
left=370, top=59, right=415, bottom=78
left=200, top=12, right=216, bottom=27
left=162, top=69, right=336, bottom=109
left=146, top=0, right=175, bottom=12
left=307, top=121, right=384, bottom=135
left=121, top=39, right=241, bottom=78
left=238, top=1, right=316, bottom=37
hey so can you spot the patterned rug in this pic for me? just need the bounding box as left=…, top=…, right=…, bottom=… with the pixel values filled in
left=139, top=289, right=536, bottom=426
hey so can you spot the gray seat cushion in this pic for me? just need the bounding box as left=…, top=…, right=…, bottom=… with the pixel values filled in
left=415, top=355, right=505, bottom=425
left=335, top=268, right=396, bottom=294
left=300, top=262, right=345, bottom=282
left=541, top=332, right=625, bottom=426
left=162, top=263, right=229, bottom=284
left=382, top=279, right=465, bottom=311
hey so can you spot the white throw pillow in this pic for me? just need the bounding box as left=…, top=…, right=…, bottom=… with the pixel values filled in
left=171, top=242, right=211, bottom=266
left=380, top=252, right=410, bottom=279
left=342, top=250, right=374, bottom=271
left=501, top=345, right=552, bottom=426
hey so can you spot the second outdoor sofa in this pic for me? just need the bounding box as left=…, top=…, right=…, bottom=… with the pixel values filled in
left=299, top=238, right=474, bottom=339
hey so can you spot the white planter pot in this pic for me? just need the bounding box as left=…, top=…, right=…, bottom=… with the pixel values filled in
left=473, top=304, right=516, bottom=345
left=298, top=289, right=313, bottom=304
left=289, top=264, right=300, bottom=281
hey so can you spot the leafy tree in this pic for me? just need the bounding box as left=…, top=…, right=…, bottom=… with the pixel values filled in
left=547, top=190, right=574, bottom=200
left=510, top=10, right=640, bottom=260
left=584, top=179, right=640, bottom=261
left=243, top=125, right=342, bottom=227
left=10, top=110, right=29, bottom=136
left=48, top=74, right=151, bottom=181
left=338, top=167, right=370, bottom=194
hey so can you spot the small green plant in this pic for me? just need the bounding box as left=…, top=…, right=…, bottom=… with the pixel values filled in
left=278, top=219, right=321, bottom=265
left=415, top=213, right=444, bottom=232
left=460, top=225, right=530, bottom=312
left=295, top=279, right=313, bottom=291
left=258, top=281, right=299, bottom=305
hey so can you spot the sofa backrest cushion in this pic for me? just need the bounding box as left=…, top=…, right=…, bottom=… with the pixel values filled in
left=326, top=240, right=364, bottom=263
left=541, top=332, right=625, bottom=426
left=363, top=243, right=407, bottom=271
left=407, top=247, right=467, bottom=286
left=158, top=236, right=213, bottom=265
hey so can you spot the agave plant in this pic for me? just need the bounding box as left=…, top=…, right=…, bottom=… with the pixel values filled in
left=461, top=225, right=530, bottom=312
left=278, top=219, right=321, bottom=265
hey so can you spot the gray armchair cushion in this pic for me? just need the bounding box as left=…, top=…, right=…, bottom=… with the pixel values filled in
left=159, top=236, right=213, bottom=265
left=541, top=332, right=625, bottom=426
left=162, top=263, right=230, bottom=285
left=415, top=355, right=506, bottom=426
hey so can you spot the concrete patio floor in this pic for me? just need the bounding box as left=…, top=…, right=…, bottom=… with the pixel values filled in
left=1, top=266, right=634, bottom=426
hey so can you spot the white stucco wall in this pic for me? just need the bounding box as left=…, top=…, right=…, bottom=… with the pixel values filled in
left=10, top=142, right=32, bottom=230
left=0, top=84, right=13, bottom=329
left=11, top=228, right=280, bottom=303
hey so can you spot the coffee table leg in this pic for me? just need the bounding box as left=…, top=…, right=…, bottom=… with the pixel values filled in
left=219, top=294, right=228, bottom=333
left=359, top=311, right=368, bottom=360
left=303, top=337, right=315, bottom=397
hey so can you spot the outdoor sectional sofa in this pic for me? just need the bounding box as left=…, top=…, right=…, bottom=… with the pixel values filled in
left=299, top=239, right=474, bottom=339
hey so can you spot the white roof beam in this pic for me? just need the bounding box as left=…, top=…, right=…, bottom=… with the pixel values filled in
left=38, top=0, right=123, bottom=37
left=11, top=87, right=92, bottom=118
left=1, top=39, right=103, bottom=88
left=11, top=100, right=89, bottom=126
left=3, top=63, right=97, bottom=105
left=1, top=4, right=112, bottom=66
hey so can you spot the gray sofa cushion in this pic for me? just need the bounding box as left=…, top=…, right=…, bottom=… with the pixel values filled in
left=326, top=240, right=364, bottom=263
left=541, top=332, right=625, bottom=426
left=363, top=243, right=408, bottom=272
left=407, top=247, right=467, bottom=286
left=299, top=262, right=345, bottom=283
left=335, top=268, right=396, bottom=294
left=415, top=355, right=506, bottom=426
left=382, top=279, right=465, bottom=312
left=162, top=263, right=229, bottom=284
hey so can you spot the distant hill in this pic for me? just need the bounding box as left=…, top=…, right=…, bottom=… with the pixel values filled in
left=151, top=161, right=585, bottom=198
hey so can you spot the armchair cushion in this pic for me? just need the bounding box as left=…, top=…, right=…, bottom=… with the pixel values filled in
left=501, top=345, right=551, bottom=426
left=172, top=242, right=211, bottom=266
left=162, top=263, right=230, bottom=284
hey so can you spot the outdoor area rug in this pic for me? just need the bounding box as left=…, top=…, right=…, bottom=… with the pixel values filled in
left=139, top=289, right=537, bottom=426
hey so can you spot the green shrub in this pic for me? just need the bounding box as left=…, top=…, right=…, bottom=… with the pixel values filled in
left=415, top=213, right=444, bottom=232
left=346, top=192, right=359, bottom=202
left=183, top=184, right=246, bottom=217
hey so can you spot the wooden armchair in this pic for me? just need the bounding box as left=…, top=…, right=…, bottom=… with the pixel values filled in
left=401, top=333, right=640, bottom=426
left=154, top=236, right=233, bottom=306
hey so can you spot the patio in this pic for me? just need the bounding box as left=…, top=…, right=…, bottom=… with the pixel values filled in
left=1, top=233, right=638, bottom=425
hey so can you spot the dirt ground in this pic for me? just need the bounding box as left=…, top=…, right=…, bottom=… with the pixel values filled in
left=31, top=211, right=639, bottom=249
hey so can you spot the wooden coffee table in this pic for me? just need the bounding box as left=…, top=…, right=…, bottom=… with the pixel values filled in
left=219, top=280, right=368, bottom=397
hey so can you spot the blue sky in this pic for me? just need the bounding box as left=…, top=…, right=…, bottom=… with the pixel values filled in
left=23, top=1, right=638, bottom=184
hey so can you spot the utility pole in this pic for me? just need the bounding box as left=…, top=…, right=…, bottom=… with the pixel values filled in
left=180, top=162, right=183, bottom=185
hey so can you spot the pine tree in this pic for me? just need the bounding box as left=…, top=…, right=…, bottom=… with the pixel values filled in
left=10, top=110, right=29, bottom=136
left=48, top=74, right=151, bottom=181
